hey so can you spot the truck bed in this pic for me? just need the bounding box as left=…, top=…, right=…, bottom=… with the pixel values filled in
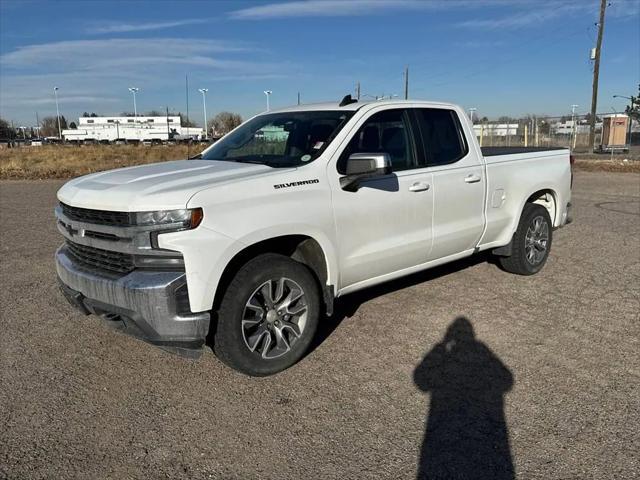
left=481, top=146, right=566, bottom=157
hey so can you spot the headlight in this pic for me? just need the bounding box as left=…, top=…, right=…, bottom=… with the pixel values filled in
left=135, top=208, right=203, bottom=229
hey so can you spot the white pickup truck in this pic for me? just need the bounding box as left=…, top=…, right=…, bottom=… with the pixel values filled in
left=55, top=97, right=572, bottom=376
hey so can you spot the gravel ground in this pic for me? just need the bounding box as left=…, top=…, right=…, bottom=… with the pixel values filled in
left=1, top=171, right=639, bottom=479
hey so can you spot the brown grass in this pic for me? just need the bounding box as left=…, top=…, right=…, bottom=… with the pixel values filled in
left=572, top=158, right=640, bottom=173
left=1, top=144, right=638, bottom=179
left=0, top=144, right=193, bottom=180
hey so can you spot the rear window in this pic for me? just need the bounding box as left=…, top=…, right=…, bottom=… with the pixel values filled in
left=415, top=109, right=468, bottom=166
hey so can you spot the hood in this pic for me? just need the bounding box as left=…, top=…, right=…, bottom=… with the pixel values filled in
left=57, top=159, right=288, bottom=211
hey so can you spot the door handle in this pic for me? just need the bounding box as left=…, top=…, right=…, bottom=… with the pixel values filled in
left=409, top=182, right=430, bottom=192
left=464, top=174, right=482, bottom=183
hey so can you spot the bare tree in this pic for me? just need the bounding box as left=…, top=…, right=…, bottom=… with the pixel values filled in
left=0, top=118, right=16, bottom=140
left=40, top=116, right=67, bottom=137
left=208, top=112, right=243, bottom=136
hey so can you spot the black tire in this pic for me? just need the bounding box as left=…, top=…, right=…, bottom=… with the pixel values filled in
left=498, top=203, right=553, bottom=275
left=214, top=253, right=320, bottom=376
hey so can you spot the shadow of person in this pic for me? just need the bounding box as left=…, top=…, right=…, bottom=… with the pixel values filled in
left=413, top=317, right=514, bottom=480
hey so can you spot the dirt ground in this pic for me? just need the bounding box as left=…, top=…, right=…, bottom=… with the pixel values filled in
left=0, top=171, right=639, bottom=479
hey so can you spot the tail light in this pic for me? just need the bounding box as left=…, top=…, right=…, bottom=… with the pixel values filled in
left=569, top=154, right=574, bottom=189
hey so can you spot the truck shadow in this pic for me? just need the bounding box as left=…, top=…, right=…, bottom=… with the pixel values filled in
left=310, top=252, right=495, bottom=354
left=413, top=316, right=514, bottom=479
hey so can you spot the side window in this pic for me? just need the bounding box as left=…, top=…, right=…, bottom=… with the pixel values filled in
left=338, top=109, right=415, bottom=174
left=415, top=109, right=468, bottom=166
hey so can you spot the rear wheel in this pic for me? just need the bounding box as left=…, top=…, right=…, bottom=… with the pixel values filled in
left=214, top=253, right=320, bottom=376
left=498, top=203, right=552, bottom=275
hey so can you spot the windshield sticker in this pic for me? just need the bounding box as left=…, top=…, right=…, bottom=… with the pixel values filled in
left=313, top=141, right=324, bottom=149
left=301, top=154, right=312, bottom=162
left=273, top=179, right=319, bottom=189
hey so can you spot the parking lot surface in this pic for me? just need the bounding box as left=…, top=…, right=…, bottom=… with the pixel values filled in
left=1, top=171, right=639, bottom=479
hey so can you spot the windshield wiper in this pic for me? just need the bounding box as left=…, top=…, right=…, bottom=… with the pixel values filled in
left=229, top=158, right=282, bottom=167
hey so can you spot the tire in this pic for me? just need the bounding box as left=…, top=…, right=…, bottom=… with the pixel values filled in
left=498, top=203, right=553, bottom=276
left=214, top=253, right=320, bottom=376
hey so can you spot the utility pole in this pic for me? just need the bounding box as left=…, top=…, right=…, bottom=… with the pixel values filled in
left=588, top=0, right=607, bottom=153
left=403, top=66, right=409, bottom=100
left=356, top=81, right=361, bottom=100
left=297, top=92, right=301, bottom=105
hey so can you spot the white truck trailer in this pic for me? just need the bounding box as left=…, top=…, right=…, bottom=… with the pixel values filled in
left=62, top=116, right=204, bottom=143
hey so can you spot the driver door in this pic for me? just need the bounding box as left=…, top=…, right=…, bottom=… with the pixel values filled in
left=330, top=108, right=434, bottom=288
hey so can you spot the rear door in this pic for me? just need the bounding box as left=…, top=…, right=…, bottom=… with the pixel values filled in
left=413, top=108, right=485, bottom=260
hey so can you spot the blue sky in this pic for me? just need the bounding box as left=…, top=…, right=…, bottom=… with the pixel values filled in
left=1, top=0, right=638, bottom=126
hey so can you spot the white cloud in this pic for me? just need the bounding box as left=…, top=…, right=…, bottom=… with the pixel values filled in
left=18, top=95, right=120, bottom=106
left=229, top=0, right=639, bottom=23
left=88, top=18, right=212, bottom=34
left=0, top=38, right=250, bottom=70
left=0, top=38, right=287, bottom=121
left=229, top=0, right=514, bottom=20
left=456, top=0, right=639, bottom=29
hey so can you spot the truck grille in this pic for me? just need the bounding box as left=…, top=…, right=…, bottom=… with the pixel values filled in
left=65, top=240, right=135, bottom=274
left=61, top=203, right=132, bottom=226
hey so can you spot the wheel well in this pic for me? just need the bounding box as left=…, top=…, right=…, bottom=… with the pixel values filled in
left=526, top=189, right=557, bottom=225
left=212, top=235, right=332, bottom=316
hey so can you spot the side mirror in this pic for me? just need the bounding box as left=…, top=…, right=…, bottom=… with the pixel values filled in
left=340, top=153, right=392, bottom=192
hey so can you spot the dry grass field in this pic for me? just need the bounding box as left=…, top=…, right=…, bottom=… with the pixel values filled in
left=0, top=144, right=638, bottom=179
left=0, top=144, right=195, bottom=179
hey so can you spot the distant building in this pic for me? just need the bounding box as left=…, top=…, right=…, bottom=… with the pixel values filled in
left=473, top=124, right=519, bottom=137
left=551, top=119, right=602, bottom=135
left=62, top=116, right=204, bottom=143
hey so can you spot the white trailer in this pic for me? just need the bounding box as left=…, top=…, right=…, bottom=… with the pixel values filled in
left=62, top=116, right=204, bottom=143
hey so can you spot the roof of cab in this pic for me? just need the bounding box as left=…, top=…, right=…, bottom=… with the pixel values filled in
left=268, top=99, right=457, bottom=113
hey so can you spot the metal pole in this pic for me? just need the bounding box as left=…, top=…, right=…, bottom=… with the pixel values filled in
left=571, top=104, right=579, bottom=150
left=128, top=87, right=139, bottom=120
left=166, top=106, right=170, bottom=142
left=297, top=92, right=300, bottom=105
left=54, top=87, right=61, bottom=139
left=588, top=0, right=607, bottom=153
left=199, top=88, right=208, bottom=139
left=403, top=66, right=409, bottom=100
left=264, top=90, right=272, bottom=111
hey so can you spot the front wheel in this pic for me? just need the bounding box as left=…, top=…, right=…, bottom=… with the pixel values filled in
left=214, top=253, right=320, bottom=376
left=498, top=203, right=553, bottom=275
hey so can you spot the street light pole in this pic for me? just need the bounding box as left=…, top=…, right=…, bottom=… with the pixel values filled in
left=53, top=87, right=61, bottom=139
left=128, top=87, right=139, bottom=119
left=571, top=104, right=579, bottom=150
left=264, top=90, right=272, bottom=111
left=198, top=88, right=208, bottom=139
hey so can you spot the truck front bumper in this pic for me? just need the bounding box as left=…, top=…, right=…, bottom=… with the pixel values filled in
left=56, top=244, right=210, bottom=355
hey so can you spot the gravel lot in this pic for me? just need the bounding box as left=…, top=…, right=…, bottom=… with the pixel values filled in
left=1, top=171, right=638, bottom=479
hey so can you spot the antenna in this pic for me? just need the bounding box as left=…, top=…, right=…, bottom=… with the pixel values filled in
left=339, top=94, right=358, bottom=107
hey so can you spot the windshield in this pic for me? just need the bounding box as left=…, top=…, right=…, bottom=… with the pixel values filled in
left=201, top=110, right=354, bottom=167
